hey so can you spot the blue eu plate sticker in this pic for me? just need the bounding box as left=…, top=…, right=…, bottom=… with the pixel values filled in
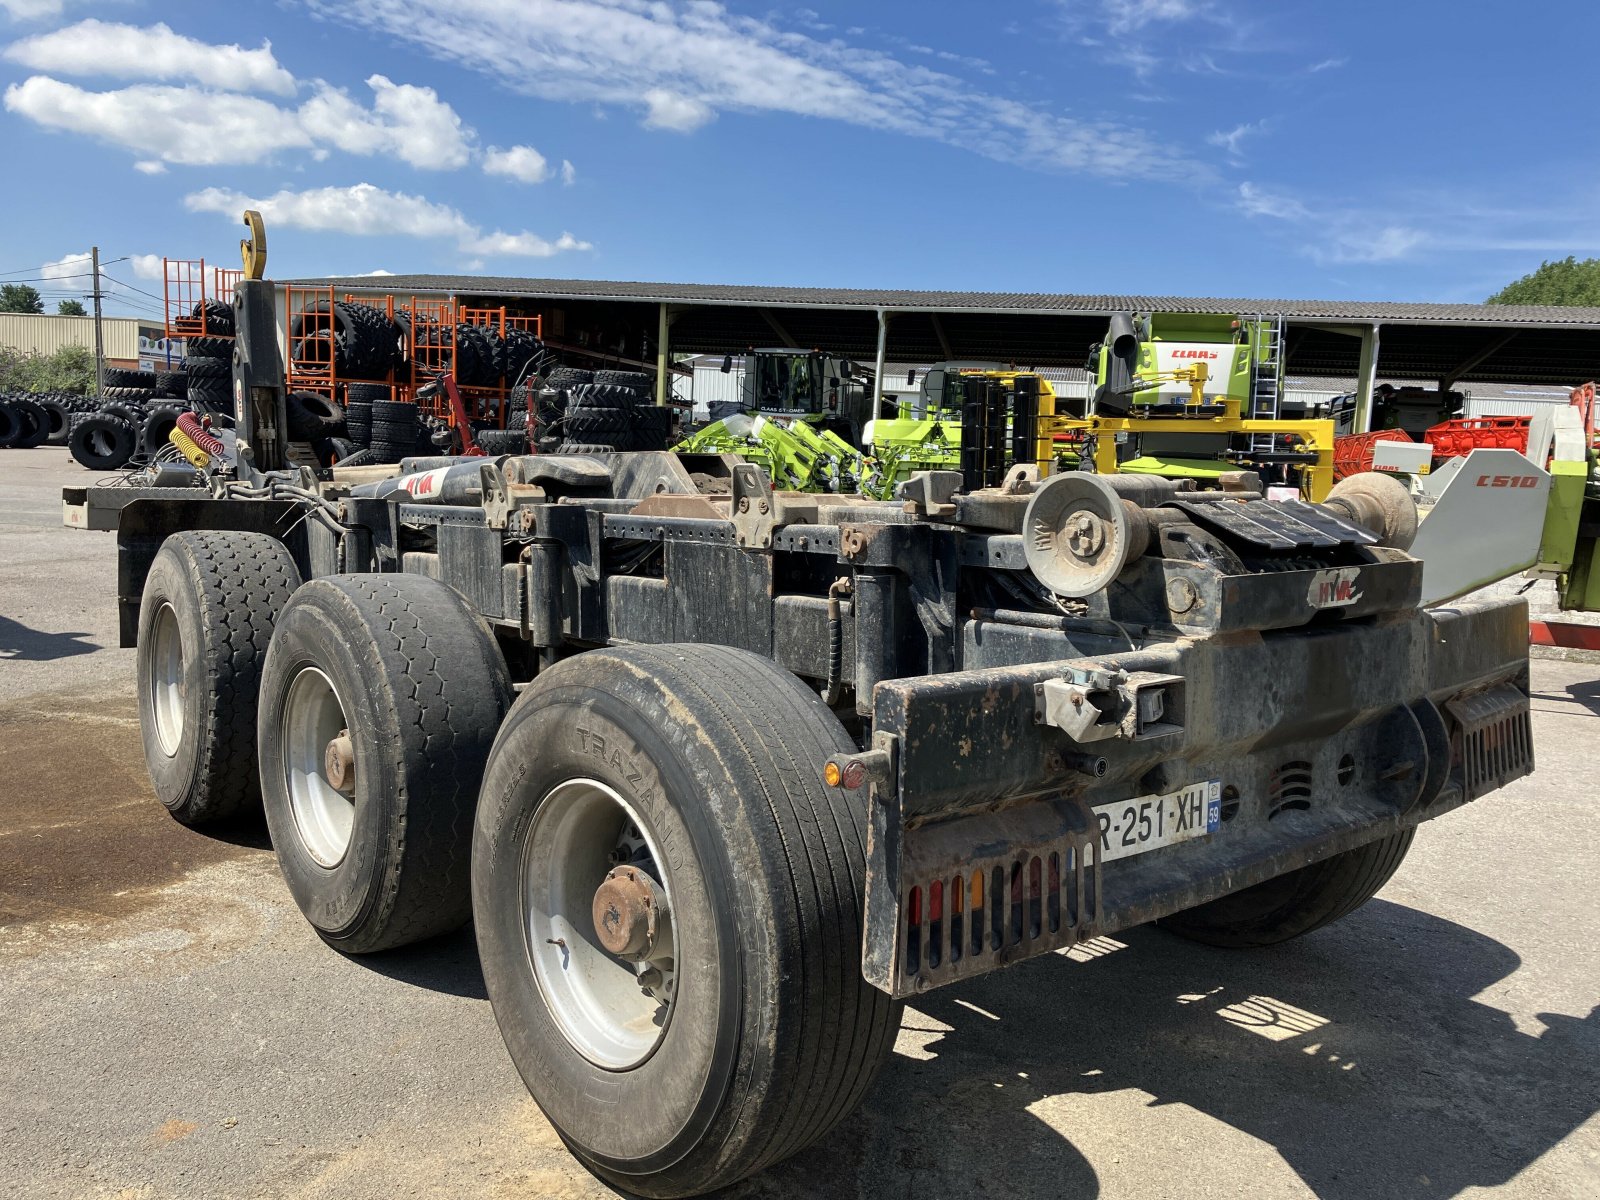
left=1205, top=780, right=1222, bottom=832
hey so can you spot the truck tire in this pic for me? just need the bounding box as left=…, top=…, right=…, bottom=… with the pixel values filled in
left=140, top=406, right=183, bottom=456
left=544, top=367, right=593, bottom=390
left=10, top=397, right=50, bottom=448
left=564, top=405, right=630, bottom=442
left=136, top=531, right=303, bottom=825
left=594, top=370, right=653, bottom=395
left=473, top=645, right=901, bottom=1198
left=257, top=575, right=513, bottom=953
left=69, top=413, right=137, bottom=469
left=286, top=390, right=346, bottom=440
left=475, top=428, right=527, bottom=455
left=185, top=336, right=233, bottom=361
left=1159, top=829, right=1416, bottom=948
left=40, top=397, right=73, bottom=445
left=568, top=383, right=637, bottom=412
left=0, top=400, right=22, bottom=447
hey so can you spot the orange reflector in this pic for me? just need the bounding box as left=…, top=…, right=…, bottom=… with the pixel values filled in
left=823, top=761, right=843, bottom=788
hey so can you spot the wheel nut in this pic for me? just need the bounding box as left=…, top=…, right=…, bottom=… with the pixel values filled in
left=324, top=731, right=355, bottom=791
left=592, top=866, right=656, bottom=960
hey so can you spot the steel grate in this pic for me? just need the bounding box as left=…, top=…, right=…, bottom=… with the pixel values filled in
left=1448, top=684, right=1534, bottom=800
left=901, top=838, right=1100, bottom=989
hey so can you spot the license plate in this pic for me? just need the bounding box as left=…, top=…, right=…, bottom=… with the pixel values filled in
left=1093, top=781, right=1221, bottom=863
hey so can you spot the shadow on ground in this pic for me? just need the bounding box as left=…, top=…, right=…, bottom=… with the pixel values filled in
left=753, top=899, right=1600, bottom=1199
left=352, top=925, right=489, bottom=1001
left=0, top=615, right=98, bottom=662
left=354, top=890, right=1599, bottom=1199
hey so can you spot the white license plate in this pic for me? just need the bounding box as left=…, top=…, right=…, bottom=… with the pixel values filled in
left=1093, top=781, right=1222, bottom=863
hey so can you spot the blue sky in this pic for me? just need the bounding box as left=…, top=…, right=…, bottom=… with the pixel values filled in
left=1, top=0, right=1595, bottom=320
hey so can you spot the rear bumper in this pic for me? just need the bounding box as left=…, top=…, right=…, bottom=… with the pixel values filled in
left=861, top=596, right=1532, bottom=997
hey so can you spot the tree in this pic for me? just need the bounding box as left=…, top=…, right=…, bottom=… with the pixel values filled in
left=0, top=283, right=44, bottom=314
left=57, top=299, right=86, bottom=316
left=1486, top=257, right=1600, bottom=306
left=0, top=344, right=96, bottom=395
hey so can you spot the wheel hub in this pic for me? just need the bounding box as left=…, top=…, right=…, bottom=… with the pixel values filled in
left=324, top=731, right=355, bottom=791
left=521, top=778, right=679, bottom=1069
left=592, top=865, right=663, bottom=960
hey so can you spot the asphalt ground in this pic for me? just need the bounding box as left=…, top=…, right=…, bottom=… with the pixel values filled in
left=2, top=447, right=1597, bottom=1200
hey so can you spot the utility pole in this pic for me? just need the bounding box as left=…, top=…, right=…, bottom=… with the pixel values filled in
left=90, top=245, right=105, bottom=395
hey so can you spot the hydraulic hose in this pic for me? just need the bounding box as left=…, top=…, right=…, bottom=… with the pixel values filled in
left=822, top=576, right=853, bottom=707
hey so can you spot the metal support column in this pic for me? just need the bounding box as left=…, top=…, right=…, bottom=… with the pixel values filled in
left=655, top=302, right=670, bottom=407
left=872, top=309, right=891, bottom=414
left=1353, top=322, right=1381, bottom=433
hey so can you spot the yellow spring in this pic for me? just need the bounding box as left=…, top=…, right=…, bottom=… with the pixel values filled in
left=170, top=426, right=211, bottom=470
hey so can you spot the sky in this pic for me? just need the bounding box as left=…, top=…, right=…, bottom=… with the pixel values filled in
left=0, top=0, right=1596, bottom=320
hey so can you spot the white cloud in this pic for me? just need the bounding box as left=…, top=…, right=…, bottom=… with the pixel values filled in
left=4, top=76, right=312, bottom=164
left=560, top=158, right=576, bottom=186
left=482, top=144, right=551, bottom=183
left=40, top=250, right=92, bottom=280
left=5, top=72, right=477, bottom=170
left=127, top=254, right=164, bottom=280
left=5, top=20, right=296, bottom=95
left=133, top=159, right=166, bottom=175
left=1207, top=120, right=1266, bottom=162
left=1237, top=181, right=1308, bottom=221
left=0, top=0, right=77, bottom=19
left=299, top=74, right=472, bottom=169
left=184, top=183, right=591, bottom=259
left=1307, top=57, right=1346, bottom=73
left=642, top=88, right=714, bottom=132
left=1100, top=0, right=1212, bottom=35
left=303, top=0, right=1199, bottom=181
left=1311, top=226, right=1426, bottom=265
left=1236, top=181, right=1424, bottom=265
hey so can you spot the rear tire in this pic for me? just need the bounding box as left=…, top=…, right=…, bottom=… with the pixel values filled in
left=257, top=575, right=512, bottom=952
left=1159, top=829, right=1415, bottom=948
left=136, top=532, right=303, bottom=825
left=473, top=644, right=900, bottom=1198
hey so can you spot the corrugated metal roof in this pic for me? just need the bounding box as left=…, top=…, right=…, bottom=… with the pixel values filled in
left=295, top=274, right=1600, bottom=330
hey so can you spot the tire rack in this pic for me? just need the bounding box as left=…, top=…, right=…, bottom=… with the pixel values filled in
left=282, top=288, right=544, bottom=432
left=162, top=258, right=218, bottom=338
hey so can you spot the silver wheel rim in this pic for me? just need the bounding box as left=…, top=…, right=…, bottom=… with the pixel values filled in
left=282, top=666, right=355, bottom=868
left=522, top=778, right=678, bottom=1070
left=149, top=603, right=185, bottom=757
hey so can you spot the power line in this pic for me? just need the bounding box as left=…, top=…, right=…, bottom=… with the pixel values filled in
left=99, top=271, right=167, bottom=304
left=0, top=255, right=125, bottom=280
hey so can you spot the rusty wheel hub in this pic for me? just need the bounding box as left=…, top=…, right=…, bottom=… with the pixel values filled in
left=592, top=865, right=659, bottom=960
left=324, top=731, right=355, bottom=792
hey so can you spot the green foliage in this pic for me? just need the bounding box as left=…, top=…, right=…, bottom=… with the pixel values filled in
left=1486, top=257, right=1600, bottom=306
left=0, top=343, right=96, bottom=395
left=56, top=299, right=87, bottom=316
left=0, top=283, right=45, bottom=314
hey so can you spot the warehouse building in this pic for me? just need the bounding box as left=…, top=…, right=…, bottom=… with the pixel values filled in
left=0, top=312, right=165, bottom=370
left=291, top=275, right=1600, bottom=432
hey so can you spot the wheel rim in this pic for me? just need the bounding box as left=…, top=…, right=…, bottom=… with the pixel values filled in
left=522, top=778, right=678, bottom=1070
left=148, top=603, right=185, bottom=757
left=281, top=666, right=355, bottom=868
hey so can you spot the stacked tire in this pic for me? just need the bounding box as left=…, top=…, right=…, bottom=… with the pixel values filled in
left=186, top=355, right=231, bottom=412
left=344, top=383, right=385, bottom=449
left=557, top=373, right=670, bottom=452
left=371, top=398, right=422, bottom=464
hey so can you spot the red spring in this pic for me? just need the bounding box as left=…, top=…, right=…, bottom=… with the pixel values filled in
left=176, top=411, right=226, bottom=457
